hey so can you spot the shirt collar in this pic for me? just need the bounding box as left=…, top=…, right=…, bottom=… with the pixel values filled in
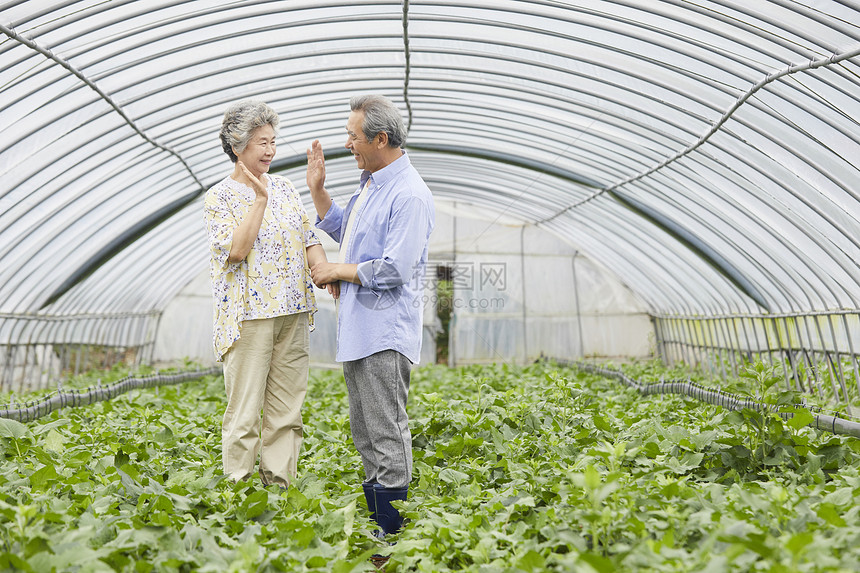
left=359, top=150, right=410, bottom=189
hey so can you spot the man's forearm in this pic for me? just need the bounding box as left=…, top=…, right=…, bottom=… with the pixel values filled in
left=335, top=263, right=360, bottom=284
left=310, top=186, right=333, bottom=220
left=310, top=262, right=360, bottom=286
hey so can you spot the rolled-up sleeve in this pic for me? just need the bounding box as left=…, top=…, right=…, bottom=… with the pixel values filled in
left=356, top=196, right=432, bottom=290
left=316, top=201, right=344, bottom=244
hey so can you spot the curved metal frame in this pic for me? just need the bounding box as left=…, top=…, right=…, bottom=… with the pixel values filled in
left=0, top=0, right=858, bottom=391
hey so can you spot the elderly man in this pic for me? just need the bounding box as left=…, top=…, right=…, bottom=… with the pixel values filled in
left=306, top=94, right=434, bottom=538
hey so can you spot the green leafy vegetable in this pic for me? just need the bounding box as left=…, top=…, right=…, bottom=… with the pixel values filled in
left=0, top=362, right=858, bottom=571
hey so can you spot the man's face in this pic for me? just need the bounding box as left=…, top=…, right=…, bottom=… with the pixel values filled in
left=345, top=110, right=383, bottom=172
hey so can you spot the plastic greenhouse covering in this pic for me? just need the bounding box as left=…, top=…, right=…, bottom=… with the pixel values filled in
left=1, top=1, right=859, bottom=399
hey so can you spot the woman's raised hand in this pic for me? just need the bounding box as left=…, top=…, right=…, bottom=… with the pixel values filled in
left=238, top=161, right=268, bottom=201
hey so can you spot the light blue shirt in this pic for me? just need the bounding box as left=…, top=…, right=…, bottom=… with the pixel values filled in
left=317, top=151, right=435, bottom=363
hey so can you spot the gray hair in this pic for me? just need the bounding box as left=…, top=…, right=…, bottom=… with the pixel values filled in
left=219, top=100, right=280, bottom=162
left=350, top=94, right=407, bottom=148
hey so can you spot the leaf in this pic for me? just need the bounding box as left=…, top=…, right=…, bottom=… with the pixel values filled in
left=502, top=495, right=536, bottom=510
left=815, top=503, right=846, bottom=527
left=785, top=408, right=815, bottom=430
left=774, top=391, right=800, bottom=407
left=114, top=448, right=130, bottom=468
left=786, top=531, right=814, bottom=556
left=725, top=411, right=746, bottom=427
left=318, top=499, right=357, bottom=539
left=690, top=430, right=718, bottom=450
left=822, top=487, right=853, bottom=508
left=642, top=441, right=662, bottom=459
left=717, top=518, right=757, bottom=541
left=0, top=418, right=29, bottom=440
left=0, top=551, right=32, bottom=571
left=29, top=464, right=59, bottom=490
left=593, top=415, right=612, bottom=432
left=153, top=424, right=174, bottom=444
left=516, top=549, right=546, bottom=571
left=115, top=467, right=143, bottom=496
left=804, top=453, right=822, bottom=474
left=583, top=465, right=601, bottom=490
left=29, top=418, right=71, bottom=436
left=204, top=473, right=231, bottom=491
left=578, top=552, right=615, bottom=573
left=762, top=372, right=781, bottom=394
left=330, top=549, right=380, bottom=573
left=439, top=468, right=469, bottom=485
left=44, top=429, right=66, bottom=453
left=238, top=489, right=269, bottom=520
left=293, top=525, right=315, bottom=547
left=666, top=452, right=704, bottom=475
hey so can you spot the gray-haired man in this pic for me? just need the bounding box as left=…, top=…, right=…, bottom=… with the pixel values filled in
left=306, top=94, right=435, bottom=538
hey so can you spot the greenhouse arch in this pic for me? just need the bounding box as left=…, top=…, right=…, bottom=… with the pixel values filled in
left=5, top=2, right=860, bottom=570
left=0, top=0, right=858, bottom=405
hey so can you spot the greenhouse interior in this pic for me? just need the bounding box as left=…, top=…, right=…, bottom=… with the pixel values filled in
left=1, top=1, right=860, bottom=571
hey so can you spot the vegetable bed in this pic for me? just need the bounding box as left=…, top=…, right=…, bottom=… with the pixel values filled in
left=1, top=361, right=858, bottom=572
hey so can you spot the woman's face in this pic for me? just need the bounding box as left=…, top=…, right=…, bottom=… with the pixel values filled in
left=235, top=124, right=276, bottom=179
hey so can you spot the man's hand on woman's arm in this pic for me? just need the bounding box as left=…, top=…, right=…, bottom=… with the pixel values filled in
left=311, top=262, right=360, bottom=287
left=306, top=244, right=340, bottom=298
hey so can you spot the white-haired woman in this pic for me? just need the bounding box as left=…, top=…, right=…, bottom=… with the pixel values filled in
left=204, top=100, right=336, bottom=488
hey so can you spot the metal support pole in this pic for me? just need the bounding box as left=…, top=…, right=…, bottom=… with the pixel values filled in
left=572, top=254, right=585, bottom=359
left=841, top=313, right=860, bottom=401
left=774, top=317, right=793, bottom=390
left=692, top=316, right=715, bottom=379
left=674, top=318, right=686, bottom=366
left=813, top=314, right=844, bottom=401
left=520, top=226, right=528, bottom=364
left=718, top=316, right=738, bottom=379
left=799, top=315, right=825, bottom=398
left=652, top=317, right=665, bottom=363
left=750, top=317, right=764, bottom=362
left=826, top=314, right=849, bottom=402
left=708, top=318, right=727, bottom=382
left=736, top=316, right=752, bottom=366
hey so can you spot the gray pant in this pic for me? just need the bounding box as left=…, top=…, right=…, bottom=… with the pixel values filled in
left=343, top=350, right=413, bottom=488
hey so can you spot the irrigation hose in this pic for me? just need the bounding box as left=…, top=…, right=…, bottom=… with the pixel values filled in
left=567, top=361, right=860, bottom=439
left=0, top=367, right=222, bottom=422
left=4, top=362, right=858, bottom=439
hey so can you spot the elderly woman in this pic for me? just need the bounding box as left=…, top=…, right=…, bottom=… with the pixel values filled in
left=204, top=100, right=336, bottom=488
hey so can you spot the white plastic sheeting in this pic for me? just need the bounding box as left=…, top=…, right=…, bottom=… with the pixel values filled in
left=153, top=197, right=652, bottom=366
left=431, top=204, right=652, bottom=364
left=0, top=1, right=859, bottom=380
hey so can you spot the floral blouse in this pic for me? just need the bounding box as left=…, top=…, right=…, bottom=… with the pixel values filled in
left=204, top=174, right=320, bottom=361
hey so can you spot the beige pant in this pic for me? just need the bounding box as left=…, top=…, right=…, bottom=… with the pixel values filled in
left=222, top=313, right=309, bottom=487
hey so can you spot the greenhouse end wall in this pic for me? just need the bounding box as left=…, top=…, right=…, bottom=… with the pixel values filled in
left=433, top=206, right=653, bottom=364
left=153, top=200, right=654, bottom=369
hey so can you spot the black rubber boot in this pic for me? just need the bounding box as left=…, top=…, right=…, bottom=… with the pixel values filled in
left=362, top=482, right=377, bottom=521
left=371, top=484, right=408, bottom=536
